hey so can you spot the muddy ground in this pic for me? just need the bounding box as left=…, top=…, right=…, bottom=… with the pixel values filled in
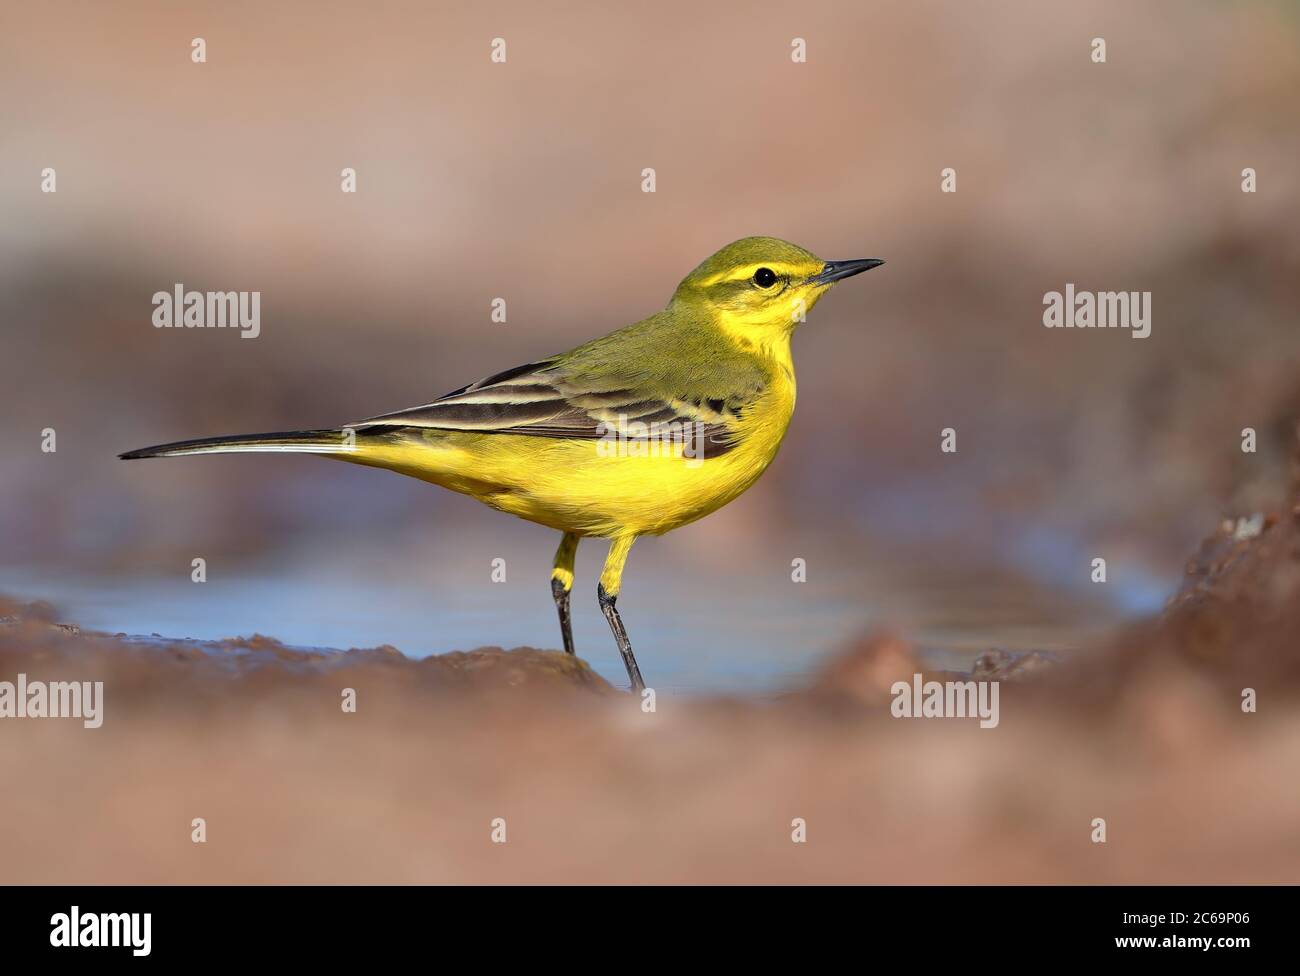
left=2, top=489, right=1299, bottom=885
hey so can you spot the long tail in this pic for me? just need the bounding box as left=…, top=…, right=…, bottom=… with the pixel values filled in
left=119, top=429, right=355, bottom=460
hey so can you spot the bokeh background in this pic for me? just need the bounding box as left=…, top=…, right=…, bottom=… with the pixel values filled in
left=3, top=0, right=1299, bottom=691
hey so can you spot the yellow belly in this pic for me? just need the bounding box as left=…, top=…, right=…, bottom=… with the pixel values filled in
left=341, top=379, right=795, bottom=539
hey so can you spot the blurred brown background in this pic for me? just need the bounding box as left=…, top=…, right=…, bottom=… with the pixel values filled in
left=2, top=0, right=1299, bottom=689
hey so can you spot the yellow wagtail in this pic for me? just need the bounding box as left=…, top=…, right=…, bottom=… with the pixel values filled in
left=121, top=237, right=883, bottom=690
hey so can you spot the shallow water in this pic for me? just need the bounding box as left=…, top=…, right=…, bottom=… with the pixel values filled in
left=0, top=566, right=864, bottom=694
left=0, top=538, right=1168, bottom=693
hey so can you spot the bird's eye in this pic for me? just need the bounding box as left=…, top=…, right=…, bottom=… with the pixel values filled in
left=753, top=267, right=778, bottom=288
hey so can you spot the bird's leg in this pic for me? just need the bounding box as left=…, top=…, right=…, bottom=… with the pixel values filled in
left=551, top=532, right=580, bottom=654
left=597, top=535, right=644, bottom=692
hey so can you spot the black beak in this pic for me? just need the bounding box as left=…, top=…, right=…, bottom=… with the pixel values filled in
left=808, top=258, right=885, bottom=285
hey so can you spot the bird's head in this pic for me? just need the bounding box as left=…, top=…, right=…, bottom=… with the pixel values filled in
left=671, top=236, right=883, bottom=348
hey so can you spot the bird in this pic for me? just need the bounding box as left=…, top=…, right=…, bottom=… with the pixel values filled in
left=120, top=237, right=883, bottom=691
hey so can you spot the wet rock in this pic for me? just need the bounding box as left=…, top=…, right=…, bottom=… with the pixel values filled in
left=970, top=649, right=1058, bottom=681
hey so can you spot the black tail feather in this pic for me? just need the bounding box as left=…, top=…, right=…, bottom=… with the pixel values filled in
left=119, top=429, right=346, bottom=460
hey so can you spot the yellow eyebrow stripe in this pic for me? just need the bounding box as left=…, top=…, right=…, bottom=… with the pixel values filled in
left=697, top=263, right=802, bottom=287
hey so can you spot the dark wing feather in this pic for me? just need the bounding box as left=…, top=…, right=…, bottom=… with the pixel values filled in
left=353, top=357, right=754, bottom=457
